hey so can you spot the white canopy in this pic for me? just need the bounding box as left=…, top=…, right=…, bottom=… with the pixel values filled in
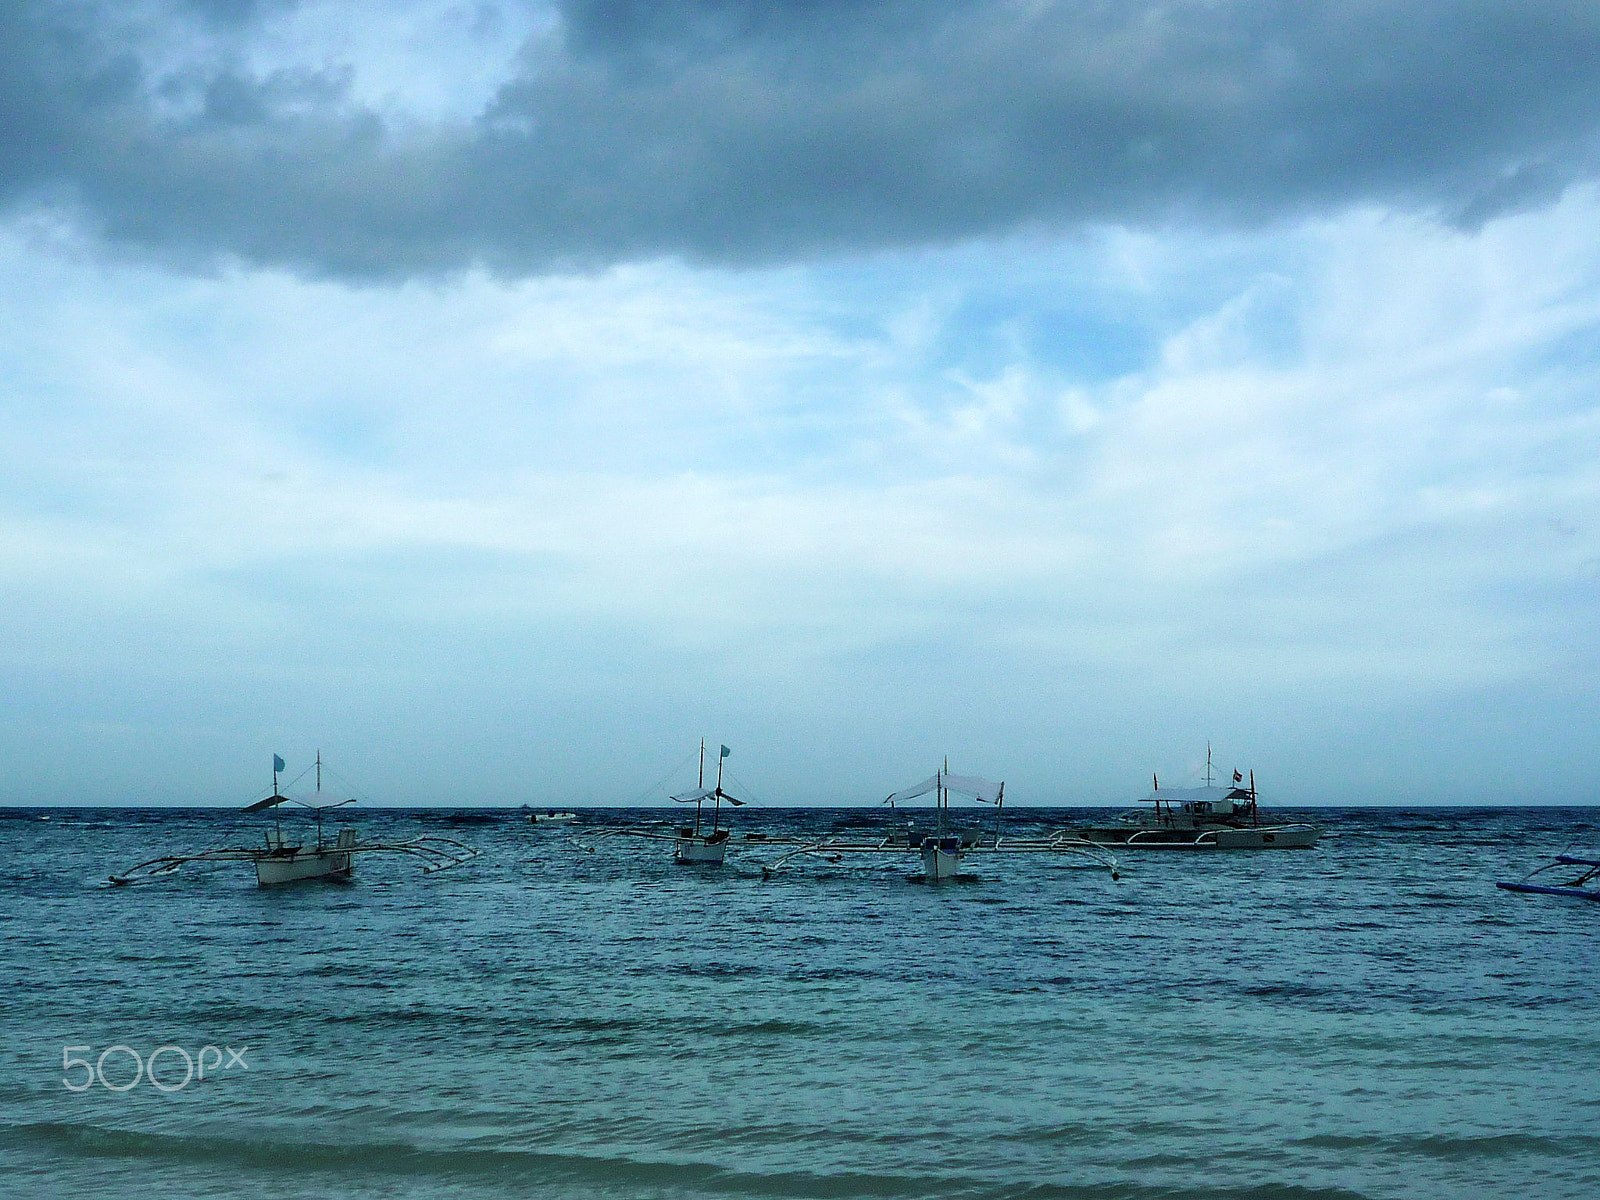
left=671, top=788, right=715, bottom=803
left=944, top=773, right=1004, bottom=802
left=885, top=771, right=1004, bottom=804
left=1143, top=785, right=1251, bottom=803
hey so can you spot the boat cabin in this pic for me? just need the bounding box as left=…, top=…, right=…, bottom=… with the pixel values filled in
left=1180, top=796, right=1240, bottom=817
left=1140, top=783, right=1258, bottom=828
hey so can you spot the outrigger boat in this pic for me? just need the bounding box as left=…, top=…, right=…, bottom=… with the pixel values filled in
left=581, top=741, right=746, bottom=865
left=1076, top=748, right=1319, bottom=849
left=672, top=741, right=744, bottom=864
left=758, top=764, right=1121, bottom=883
left=109, top=753, right=480, bottom=887
left=528, top=809, right=579, bottom=824
left=1496, top=854, right=1600, bottom=901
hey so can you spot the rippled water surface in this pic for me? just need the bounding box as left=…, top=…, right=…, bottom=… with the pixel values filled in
left=2, top=806, right=1597, bottom=1199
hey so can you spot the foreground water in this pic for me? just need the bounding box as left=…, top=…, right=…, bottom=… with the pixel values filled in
left=1, top=806, right=1596, bottom=1200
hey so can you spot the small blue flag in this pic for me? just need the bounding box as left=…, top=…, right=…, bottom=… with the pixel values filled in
left=273, top=754, right=285, bottom=773
left=720, top=745, right=731, bottom=758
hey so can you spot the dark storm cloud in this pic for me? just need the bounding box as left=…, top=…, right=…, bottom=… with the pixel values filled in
left=4, top=0, right=1600, bottom=276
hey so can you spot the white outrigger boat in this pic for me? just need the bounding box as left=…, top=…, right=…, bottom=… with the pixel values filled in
left=109, top=754, right=480, bottom=887
left=581, top=741, right=747, bottom=865
left=758, top=764, right=1121, bottom=883
left=672, top=742, right=744, bottom=864
left=1075, top=748, right=1319, bottom=849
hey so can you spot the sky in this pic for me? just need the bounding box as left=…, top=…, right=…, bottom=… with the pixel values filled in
left=2, top=0, right=1598, bottom=807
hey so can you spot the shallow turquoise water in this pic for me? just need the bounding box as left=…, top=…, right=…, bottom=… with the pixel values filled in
left=1, top=806, right=1597, bottom=1199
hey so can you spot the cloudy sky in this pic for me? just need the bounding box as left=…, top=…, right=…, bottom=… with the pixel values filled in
left=3, top=0, right=1598, bottom=807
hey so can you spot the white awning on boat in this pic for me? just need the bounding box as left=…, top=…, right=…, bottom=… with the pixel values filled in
left=885, top=772, right=1004, bottom=803
left=671, top=788, right=716, bottom=803
left=241, top=793, right=293, bottom=812
left=884, top=774, right=939, bottom=803
left=942, top=774, right=1004, bottom=802
left=1143, top=785, right=1252, bottom=803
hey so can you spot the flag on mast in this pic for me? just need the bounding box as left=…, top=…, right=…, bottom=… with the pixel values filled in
left=720, top=745, right=731, bottom=758
left=1233, top=770, right=1243, bottom=784
left=273, top=754, right=285, bottom=773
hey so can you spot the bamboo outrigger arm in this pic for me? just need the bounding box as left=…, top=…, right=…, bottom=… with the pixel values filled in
left=353, top=836, right=482, bottom=874
left=755, top=833, right=1121, bottom=880
left=570, top=823, right=688, bottom=852
left=109, top=847, right=263, bottom=884
left=109, top=835, right=481, bottom=885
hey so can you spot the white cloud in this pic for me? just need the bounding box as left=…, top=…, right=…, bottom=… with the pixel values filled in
left=1, top=190, right=1598, bottom=804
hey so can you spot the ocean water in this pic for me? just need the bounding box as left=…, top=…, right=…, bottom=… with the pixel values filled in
left=1, top=805, right=1597, bottom=1200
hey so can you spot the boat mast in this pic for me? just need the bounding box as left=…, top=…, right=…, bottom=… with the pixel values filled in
left=1206, top=742, right=1213, bottom=787
left=713, top=745, right=725, bottom=834
left=315, top=749, right=323, bottom=847
left=694, top=739, right=705, bottom=837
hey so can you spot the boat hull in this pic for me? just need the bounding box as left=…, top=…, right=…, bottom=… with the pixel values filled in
left=1211, top=825, right=1319, bottom=849
left=1496, top=881, right=1600, bottom=901
left=920, top=838, right=962, bottom=880
left=1079, top=824, right=1319, bottom=849
left=675, top=838, right=727, bottom=865
left=254, top=849, right=353, bottom=886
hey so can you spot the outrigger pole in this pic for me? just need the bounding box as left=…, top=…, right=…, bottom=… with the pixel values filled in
left=937, top=756, right=948, bottom=839
left=109, top=835, right=480, bottom=886
left=710, top=745, right=743, bottom=833
left=714, top=745, right=725, bottom=835
left=314, top=749, right=330, bottom=846
left=272, top=753, right=283, bottom=842
left=695, top=739, right=705, bottom=836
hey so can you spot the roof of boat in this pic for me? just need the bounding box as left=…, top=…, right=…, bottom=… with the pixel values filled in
left=886, top=772, right=1003, bottom=804
left=241, top=793, right=294, bottom=812
left=1142, top=784, right=1253, bottom=803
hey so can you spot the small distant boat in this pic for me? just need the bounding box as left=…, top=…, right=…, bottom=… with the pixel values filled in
left=529, top=810, right=578, bottom=824
left=1496, top=854, right=1600, bottom=901
left=756, top=761, right=1120, bottom=883
left=673, top=741, right=743, bottom=864
left=239, top=752, right=356, bottom=884
left=110, top=753, right=479, bottom=887
left=1076, top=747, right=1319, bottom=849
left=574, top=741, right=747, bottom=863
left=886, top=764, right=1001, bottom=880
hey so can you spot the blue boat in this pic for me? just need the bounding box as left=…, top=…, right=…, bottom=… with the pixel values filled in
left=1496, top=854, right=1600, bottom=901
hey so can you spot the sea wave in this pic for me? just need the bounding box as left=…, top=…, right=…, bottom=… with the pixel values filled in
left=2, top=1122, right=1382, bottom=1200
left=1295, top=1131, right=1600, bottom=1160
